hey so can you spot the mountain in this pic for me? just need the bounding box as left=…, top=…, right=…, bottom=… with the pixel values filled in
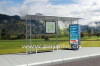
left=0, top=14, right=26, bottom=36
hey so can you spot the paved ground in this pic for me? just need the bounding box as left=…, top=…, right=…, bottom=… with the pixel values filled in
left=49, top=55, right=100, bottom=66
left=0, top=47, right=100, bottom=66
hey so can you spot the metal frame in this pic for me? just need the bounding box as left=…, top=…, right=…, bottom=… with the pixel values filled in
left=23, top=15, right=81, bottom=54
left=25, top=15, right=28, bottom=54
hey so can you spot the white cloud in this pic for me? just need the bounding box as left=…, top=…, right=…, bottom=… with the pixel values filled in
left=0, top=0, right=100, bottom=25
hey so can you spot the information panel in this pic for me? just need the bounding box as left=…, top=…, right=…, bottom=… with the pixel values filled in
left=69, top=24, right=80, bottom=45
left=46, top=22, right=56, bottom=33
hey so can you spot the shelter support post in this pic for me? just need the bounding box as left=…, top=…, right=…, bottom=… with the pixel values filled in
left=77, top=18, right=79, bottom=24
left=30, top=18, right=32, bottom=54
left=56, top=20, right=58, bottom=50
left=25, top=16, right=28, bottom=54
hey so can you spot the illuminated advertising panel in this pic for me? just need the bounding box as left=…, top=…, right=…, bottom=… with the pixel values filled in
left=69, top=24, right=80, bottom=45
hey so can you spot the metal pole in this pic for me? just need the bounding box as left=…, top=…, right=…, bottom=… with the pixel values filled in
left=77, top=18, right=79, bottom=24
left=35, top=20, right=37, bottom=54
left=56, top=21, right=58, bottom=50
left=25, top=15, right=28, bottom=54
left=71, top=18, right=73, bottom=25
left=70, top=18, right=73, bottom=49
left=30, top=17, right=32, bottom=54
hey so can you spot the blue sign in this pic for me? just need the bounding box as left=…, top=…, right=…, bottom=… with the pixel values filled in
left=69, top=24, right=81, bottom=45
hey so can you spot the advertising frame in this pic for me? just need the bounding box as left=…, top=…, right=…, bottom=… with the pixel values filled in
left=69, top=24, right=81, bottom=46
left=45, top=21, right=56, bottom=34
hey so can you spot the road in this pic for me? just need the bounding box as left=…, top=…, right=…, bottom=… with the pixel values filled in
left=49, top=56, right=100, bottom=66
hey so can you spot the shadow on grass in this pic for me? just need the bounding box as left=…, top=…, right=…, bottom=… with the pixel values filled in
left=0, top=50, right=54, bottom=55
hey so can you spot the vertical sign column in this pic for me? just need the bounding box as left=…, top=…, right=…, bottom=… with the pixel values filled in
left=69, top=24, right=81, bottom=49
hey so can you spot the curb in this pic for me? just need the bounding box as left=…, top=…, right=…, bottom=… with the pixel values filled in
left=18, top=53, right=100, bottom=66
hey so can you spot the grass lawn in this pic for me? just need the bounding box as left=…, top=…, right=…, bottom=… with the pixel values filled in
left=81, top=41, right=100, bottom=47
left=81, top=36, right=100, bottom=40
left=0, top=36, right=100, bottom=54
left=0, top=39, right=69, bottom=54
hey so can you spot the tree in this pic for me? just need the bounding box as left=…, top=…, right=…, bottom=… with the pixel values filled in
left=44, top=36, right=49, bottom=41
left=17, top=34, right=25, bottom=39
left=96, top=33, right=100, bottom=37
left=81, top=32, right=84, bottom=38
left=58, top=27, right=63, bottom=37
left=1, top=29, right=10, bottom=40
left=88, top=32, right=93, bottom=38
left=87, top=29, right=93, bottom=38
left=58, top=27, right=68, bottom=38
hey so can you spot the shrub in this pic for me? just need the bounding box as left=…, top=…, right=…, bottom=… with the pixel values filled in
left=1, top=29, right=10, bottom=40
left=96, top=33, right=100, bottom=37
left=88, top=32, right=93, bottom=37
left=17, top=34, right=25, bottom=39
left=81, top=32, right=85, bottom=38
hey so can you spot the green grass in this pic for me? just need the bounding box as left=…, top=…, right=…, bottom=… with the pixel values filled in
left=81, top=41, right=100, bottom=47
left=0, top=40, right=25, bottom=54
left=81, top=36, right=100, bottom=40
left=0, top=39, right=69, bottom=54
left=0, top=36, right=100, bottom=54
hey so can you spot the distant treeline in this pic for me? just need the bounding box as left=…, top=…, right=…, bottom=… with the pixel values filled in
left=0, top=14, right=26, bottom=40
left=0, top=14, right=99, bottom=40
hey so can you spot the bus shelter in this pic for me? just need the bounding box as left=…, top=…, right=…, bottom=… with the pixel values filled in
left=21, top=15, right=81, bottom=54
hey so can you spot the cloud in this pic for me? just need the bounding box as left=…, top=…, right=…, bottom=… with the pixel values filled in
left=0, top=1, right=20, bottom=15
left=0, top=0, right=100, bottom=25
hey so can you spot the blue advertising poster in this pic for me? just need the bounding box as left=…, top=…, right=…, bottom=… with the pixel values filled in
left=69, top=24, right=80, bottom=45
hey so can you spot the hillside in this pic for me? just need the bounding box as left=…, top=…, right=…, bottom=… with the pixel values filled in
left=0, top=14, right=26, bottom=39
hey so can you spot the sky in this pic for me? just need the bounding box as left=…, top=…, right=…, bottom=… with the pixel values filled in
left=0, top=0, right=100, bottom=25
